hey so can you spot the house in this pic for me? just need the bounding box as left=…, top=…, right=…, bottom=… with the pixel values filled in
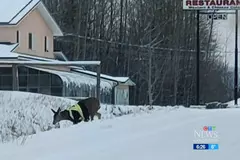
left=0, top=0, right=135, bottom=105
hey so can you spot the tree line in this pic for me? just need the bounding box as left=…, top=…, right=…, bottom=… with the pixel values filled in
left=43, top=0, right=233, bottom=106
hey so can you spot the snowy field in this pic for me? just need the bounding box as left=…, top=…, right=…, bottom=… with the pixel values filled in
left=0, top=91, right=161, bottom=143
left=0, top=104, right=239, bottom=160
left=0, top=91, right=239, bottom=160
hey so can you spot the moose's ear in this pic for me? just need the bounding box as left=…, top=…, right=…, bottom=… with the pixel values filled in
left=51, top=109, right=56, bottom=114
left=57, top=107, right=61, bottom=113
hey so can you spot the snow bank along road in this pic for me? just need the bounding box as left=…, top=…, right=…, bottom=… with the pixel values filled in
left=0, top=91, right=152, bottom=143
left=0, top=107, right=239, bottom=160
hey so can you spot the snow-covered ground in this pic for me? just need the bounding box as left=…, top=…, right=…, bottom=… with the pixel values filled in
left=0, top=105, right=239, bottom=160
left=0, top=91, right=160, bottom=143
left=0, top=91, right=239, bottom=160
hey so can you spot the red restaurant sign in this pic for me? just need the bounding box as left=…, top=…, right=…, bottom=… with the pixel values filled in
left=183, top=0, right=240, bottom=10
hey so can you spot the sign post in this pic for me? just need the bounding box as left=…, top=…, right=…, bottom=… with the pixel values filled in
left=197, top=10, right=200, bottom=105
left=235, top=10, right=238, bottom=105
left=183, top=0, right=240, bottom=105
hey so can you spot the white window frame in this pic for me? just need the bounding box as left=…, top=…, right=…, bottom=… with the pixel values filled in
left=44, top=36, right=49, bottom=52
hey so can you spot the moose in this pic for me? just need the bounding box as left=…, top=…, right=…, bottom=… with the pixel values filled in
left=51, top=97, right=101, bottom=125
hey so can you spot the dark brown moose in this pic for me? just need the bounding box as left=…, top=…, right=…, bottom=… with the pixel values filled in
left=51, top=97, right=101, bottom=125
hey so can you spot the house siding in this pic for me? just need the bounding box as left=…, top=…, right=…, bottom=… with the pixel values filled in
left=0, top=26, right=16, bottom=43
left=0, top=9, right=54, bottom=59
left=15, top=9, right=54, bottom=58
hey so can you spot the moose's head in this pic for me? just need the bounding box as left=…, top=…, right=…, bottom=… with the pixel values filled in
left=51, top=107, right=61, bottom=125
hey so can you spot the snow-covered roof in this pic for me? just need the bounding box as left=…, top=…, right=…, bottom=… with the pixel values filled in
left=0, top=44, right=60, bottom=61
left=0, top=0, right=38, bottom=23
left=17, top=53, right=83, bottom=69
left=0, top=43, right=19, bottom=59
left=18, top=53, right=61, bottom=62
left=27, top=66, right=115, bottom=90
left=72, top=69, right=136, bottom=86
left=10, top=52, right=134, bottom=86
left=0, top=0, right=63, bottom=36
left=0, top=43, right=56, bottom=60
left=0, top=43, right=134, bottom=86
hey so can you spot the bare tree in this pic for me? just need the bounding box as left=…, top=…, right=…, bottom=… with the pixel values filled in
left=43, top=0, right=232, bottom=105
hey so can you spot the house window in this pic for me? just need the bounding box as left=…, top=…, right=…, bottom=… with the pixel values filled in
left=44, top=36, right=49, bottom=52
left=16, top=31, right=19, bottom=43
left=28, top=33, right=32, bottom=49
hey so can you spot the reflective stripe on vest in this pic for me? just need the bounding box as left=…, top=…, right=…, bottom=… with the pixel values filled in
left=67, top=104, right=85, bottom=121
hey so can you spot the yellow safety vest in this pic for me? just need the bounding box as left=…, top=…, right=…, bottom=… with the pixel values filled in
left=67, top=104, right=85, bottom=121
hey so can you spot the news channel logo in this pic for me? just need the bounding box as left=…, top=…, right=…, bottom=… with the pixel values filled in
left=193, top=125, right=220, bottom=150
left=193, top=125, right=220, bottom=143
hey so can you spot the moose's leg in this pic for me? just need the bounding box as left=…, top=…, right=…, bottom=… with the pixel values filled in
left=95, top=112, right=101, bottom=120
left=73, top=121, right=78, bottom=125
left=90, top=114, right=94, bottom=121
left=84, top=118, right=89, bottom=122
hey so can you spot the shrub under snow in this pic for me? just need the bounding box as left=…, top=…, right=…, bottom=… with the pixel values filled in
left=0, top=91, right=164, bottom=143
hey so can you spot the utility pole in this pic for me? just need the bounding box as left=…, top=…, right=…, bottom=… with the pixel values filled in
left=234, top=10, right=238, bottom=105
left=196, top=10, right=200, bottom=105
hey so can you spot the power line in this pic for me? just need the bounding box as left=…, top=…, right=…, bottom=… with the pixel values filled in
left=60, top=33, right=206, bottom=53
